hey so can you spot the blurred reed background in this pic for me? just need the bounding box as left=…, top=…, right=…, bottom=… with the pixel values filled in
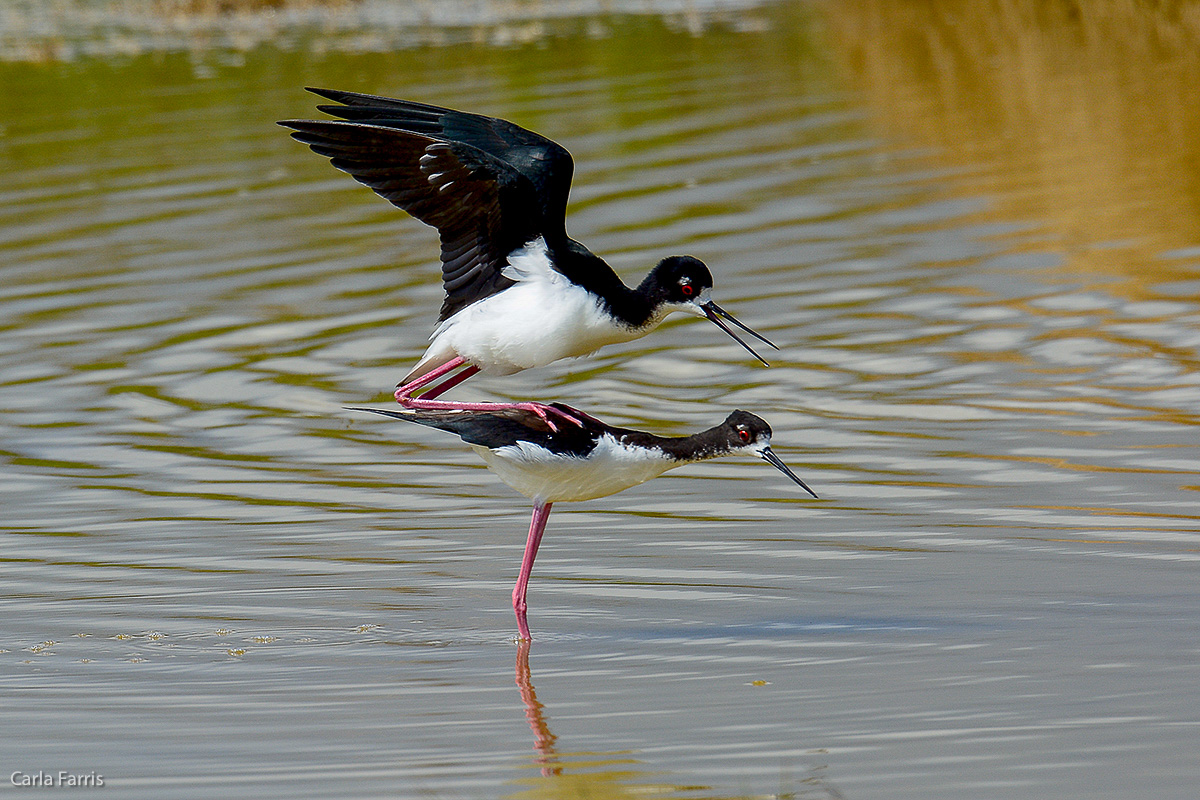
left=823, top=0, right=1200, bottom=295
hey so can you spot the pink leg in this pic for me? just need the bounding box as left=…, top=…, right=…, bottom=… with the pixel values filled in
left=412, top=363, right=481, bottom=401
left=513, top=502, right=553, bottom=641
left=395, top=356, right=473, bottom=401
left=395, top=358, right=584, bottom=431
left=548, top=403, right=603, bottom=426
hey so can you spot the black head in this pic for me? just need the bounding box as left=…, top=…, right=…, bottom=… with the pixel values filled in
left=715, top=410, right=818, bottom=499
left=648, top=255, right=715, bottom=305
left=643, top=256, right=778, bottom=367
left=720, top=409, right=774, bottom=449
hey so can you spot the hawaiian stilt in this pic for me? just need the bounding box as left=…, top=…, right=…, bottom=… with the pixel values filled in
left=282, top=89, right=777, bottom=427
left=351, top=404, right=817, bottom=640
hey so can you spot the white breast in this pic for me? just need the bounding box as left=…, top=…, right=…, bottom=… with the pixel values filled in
left=473, top=434, right=678, bottom=503
left=419, top=238, right=646, bottom=376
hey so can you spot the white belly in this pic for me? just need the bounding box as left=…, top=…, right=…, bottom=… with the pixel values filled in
left=405, top=237, right=652, bottom=381
left=430, top=280, right=638, bottom=376
left=474, top=435, right=678, bottom=503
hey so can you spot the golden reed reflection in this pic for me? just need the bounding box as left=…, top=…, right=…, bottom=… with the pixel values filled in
left=820, top=0, right=1200, bottom=298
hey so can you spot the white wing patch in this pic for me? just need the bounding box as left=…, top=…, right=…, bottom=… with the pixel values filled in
left=500, top=236, right=558, bottom=284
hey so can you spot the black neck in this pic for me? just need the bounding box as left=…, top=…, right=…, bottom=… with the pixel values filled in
left=608, top=426, right=732, bottom=463
left=550, top=237, right=655, bottom=327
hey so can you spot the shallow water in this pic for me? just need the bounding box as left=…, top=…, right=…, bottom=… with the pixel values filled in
left=2, top=2, right=1199, bottom=798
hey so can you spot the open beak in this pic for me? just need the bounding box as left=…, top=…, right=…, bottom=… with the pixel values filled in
left=701, top=301, right=778, bottom=367
left=758, top=446, right=818, bottom=499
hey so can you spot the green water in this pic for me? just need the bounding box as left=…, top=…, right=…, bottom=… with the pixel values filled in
left=2, top=3, right=1199, bottom=799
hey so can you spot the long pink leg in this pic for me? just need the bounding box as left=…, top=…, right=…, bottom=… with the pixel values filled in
left=395, top=358, right=583, bottom=430
left=512, top=502, right=553, bottom=641
left=411, top=363, right=481, bottom=401
left=394, top=356, right=475, bottom=401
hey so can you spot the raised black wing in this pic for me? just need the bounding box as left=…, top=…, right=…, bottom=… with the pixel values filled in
left=306, top=88, right=575, bottom=233
left=281, top=89, right=575, bottom=322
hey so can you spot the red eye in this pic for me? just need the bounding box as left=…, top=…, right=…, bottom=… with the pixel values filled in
left=680, top=283, right=694, bottom=297
left=737, top=428, right=750, bottom=443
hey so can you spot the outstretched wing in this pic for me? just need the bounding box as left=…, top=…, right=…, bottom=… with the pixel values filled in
left=307, top=88, right=575, bottom=232
left=281, top=89, right=575, bottom=322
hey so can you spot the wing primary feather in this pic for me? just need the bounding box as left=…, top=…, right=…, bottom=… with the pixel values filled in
left=282, top=95, right=574, bottom=320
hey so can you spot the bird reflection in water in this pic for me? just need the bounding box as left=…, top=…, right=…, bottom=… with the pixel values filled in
left=515, top=639, right=560, bottom=777
left=510, top=642, right=850, bottom=797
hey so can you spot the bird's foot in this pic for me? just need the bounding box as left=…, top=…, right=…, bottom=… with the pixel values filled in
left=513, top=402, right=585, bottom=433
left=547, top=402, right=602, bottom=426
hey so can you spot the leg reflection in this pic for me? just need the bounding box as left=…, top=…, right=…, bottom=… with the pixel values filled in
left=515, top=639, right=560, bottom=776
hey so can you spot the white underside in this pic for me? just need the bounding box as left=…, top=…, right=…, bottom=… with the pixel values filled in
left=473, top=434, right=679, bottom=504
left=404, top=237, right=694, bottom=381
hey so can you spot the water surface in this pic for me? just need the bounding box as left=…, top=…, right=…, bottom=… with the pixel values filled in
left=2, top=3, right=1198, bottom=798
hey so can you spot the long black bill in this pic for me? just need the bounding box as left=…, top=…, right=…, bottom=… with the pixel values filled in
left=759, top=446, right=818, bottom=499
left=701, top=301, right=778, bottom=367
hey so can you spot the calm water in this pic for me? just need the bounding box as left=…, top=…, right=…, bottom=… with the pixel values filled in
left=2, top=3, right=1199, bottom=798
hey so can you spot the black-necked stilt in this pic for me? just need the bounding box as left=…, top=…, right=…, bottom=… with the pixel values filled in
left=282, top=89, right=777, bottom=426
left=351, top=404, right=817, bottom=640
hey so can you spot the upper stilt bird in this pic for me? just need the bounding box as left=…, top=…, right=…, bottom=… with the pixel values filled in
left=281, top=89, right=777, bottom=426
left=352, top=404, right=817, bottom=640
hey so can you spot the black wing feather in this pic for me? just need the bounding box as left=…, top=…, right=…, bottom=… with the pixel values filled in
left=281, top=88, right=577, bottom=322
left=282, top=120, right=529, bottom=320
left=305, top=87, right=574, bottom=231
left=349, top=405, right=605, bottom=457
